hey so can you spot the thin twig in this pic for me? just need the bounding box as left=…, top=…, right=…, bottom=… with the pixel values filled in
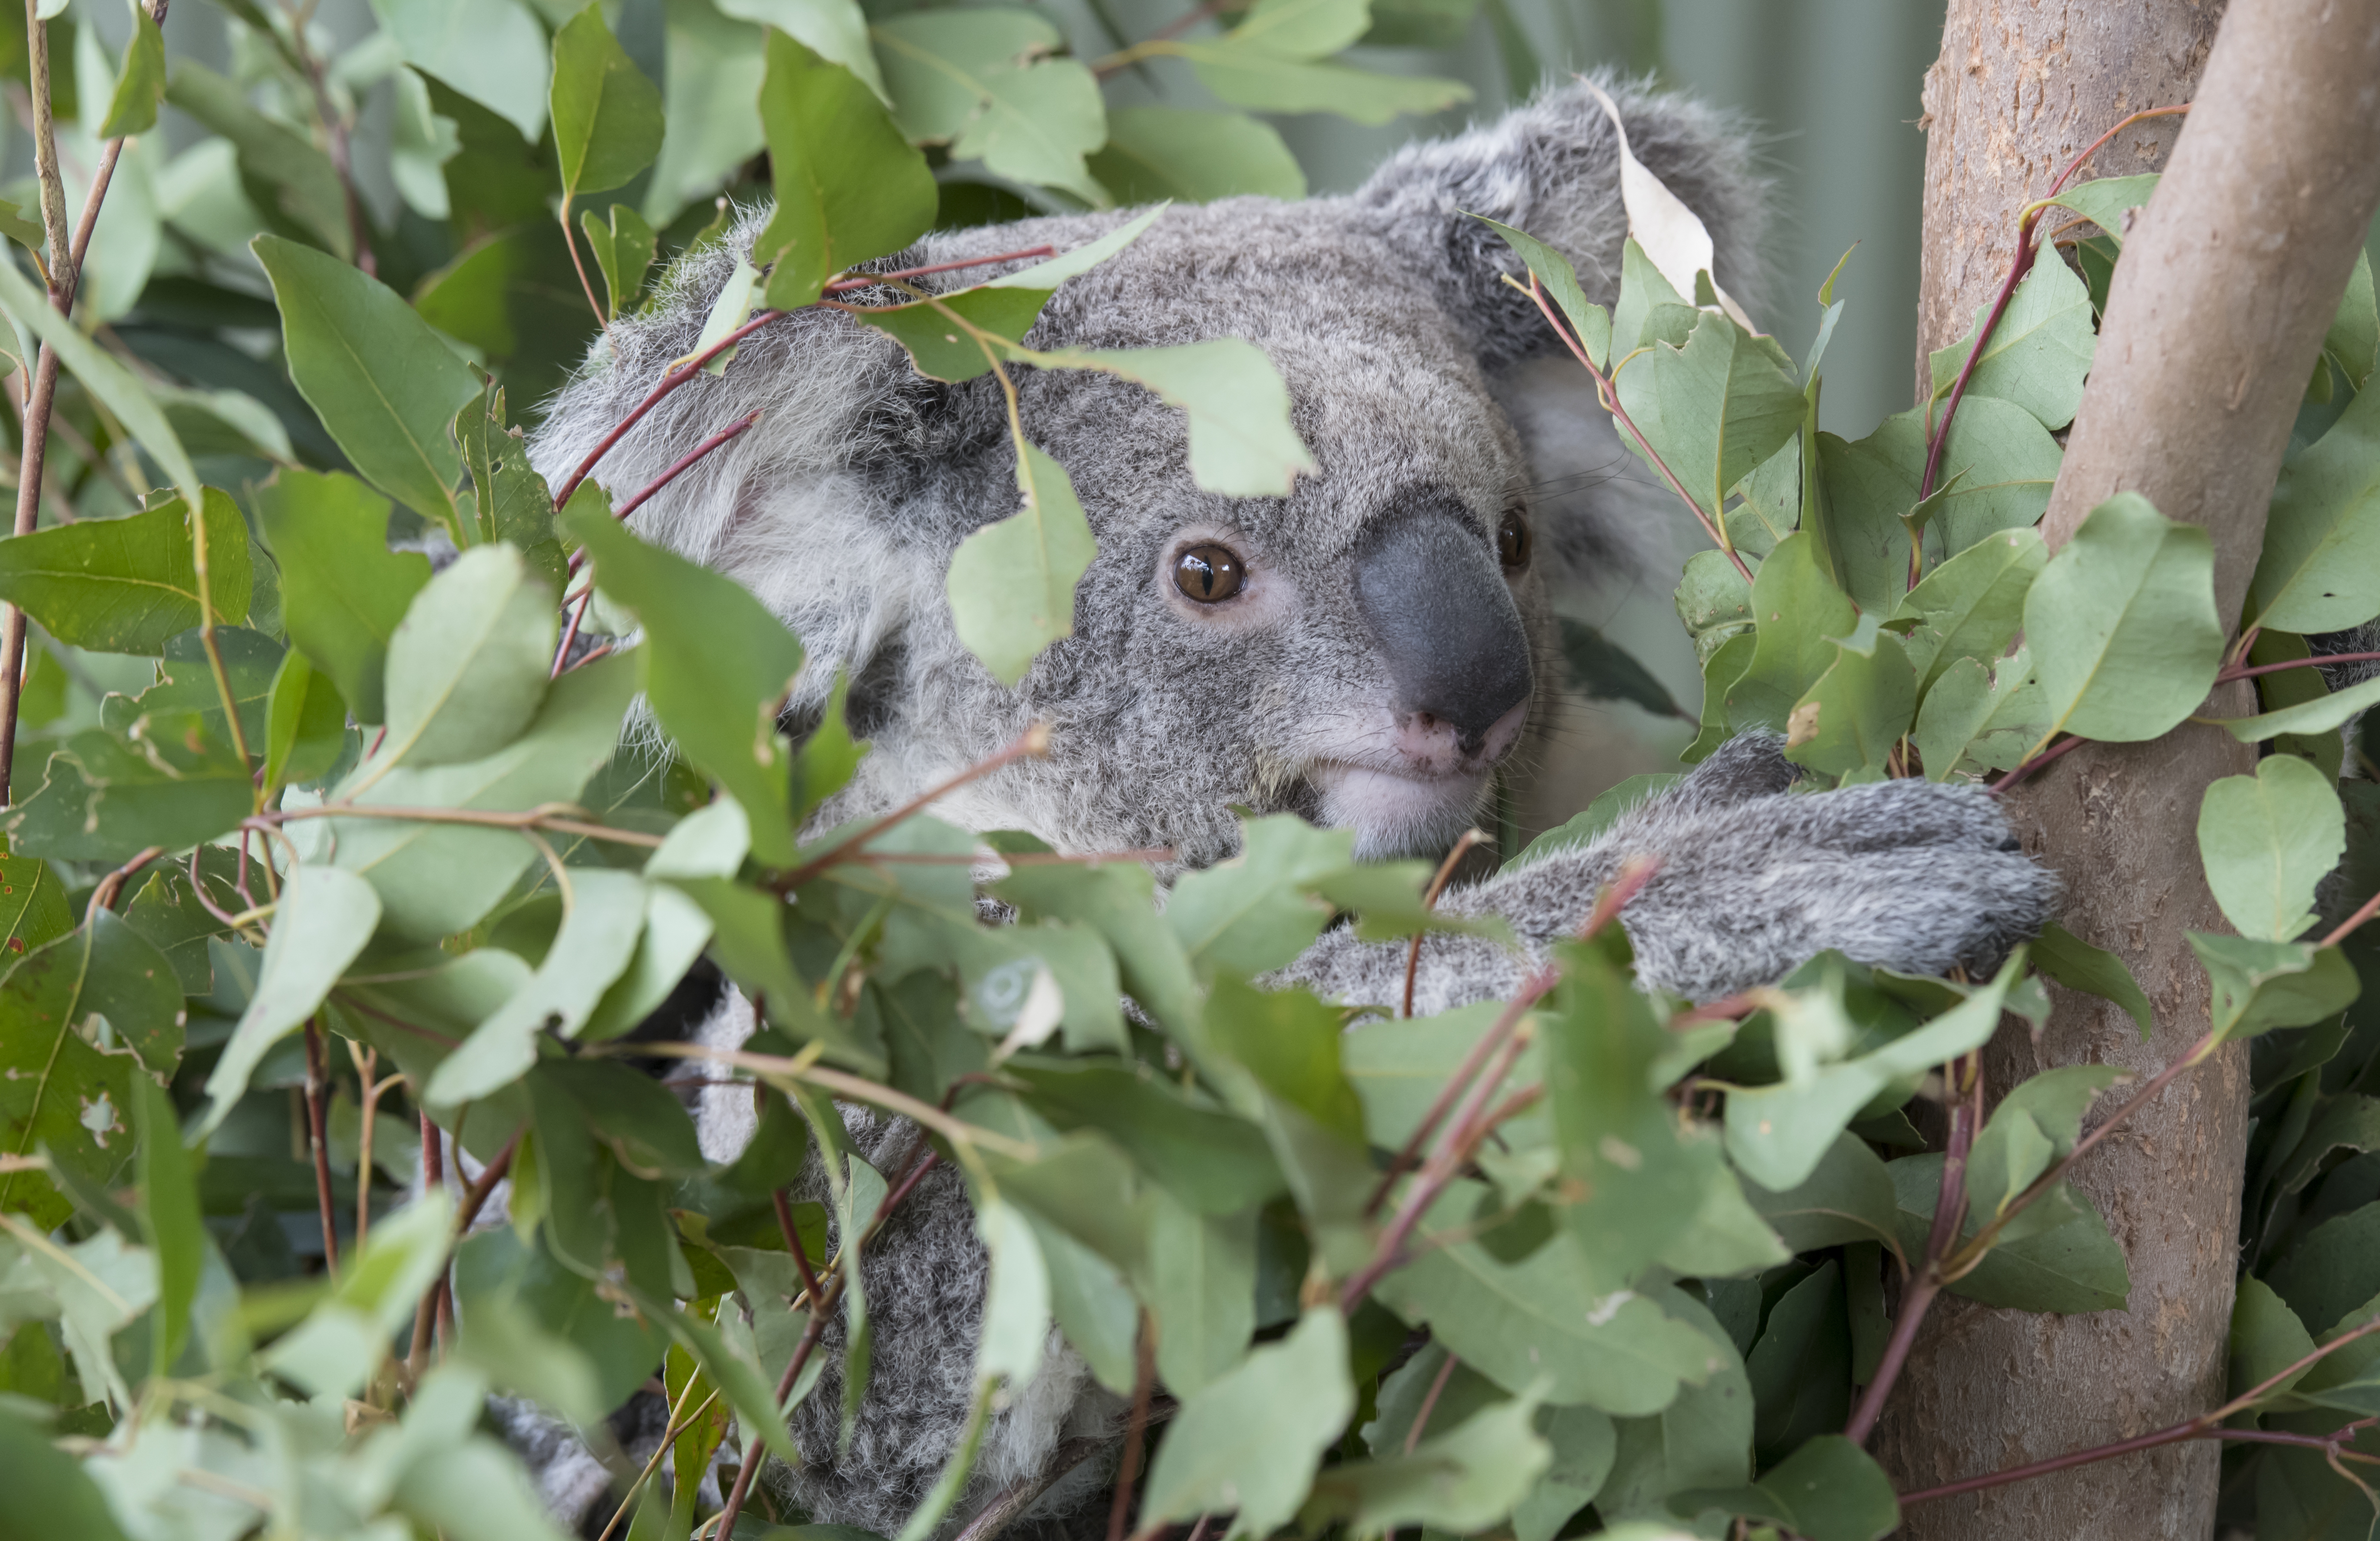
left=303, top=1018, right=340, bottom=1277
left=2323, top=889, right=2380, bottom=948
left=2219, top=649, right=2380, bottom=684
left=1844, top=1053, right=1980, bottom=1445
left=1987, top=733, right=2086, bottom=794
left=407, top=1115, right=444, bottom=1384
left=1902, top=1405, right=2376, bottom=1506
left=1107, top=1313, right=1156, bottom=1541
left=84, top=846, right=165, bottom=923
left=256, top=802, right=666, bottom=848
left=1404, top=829, right=1485, bottom=1019
left=549, top=246, right=1057, bottom=509
left=1524, top=277, right=1754, bottom=584
left=561, top=408, right=764, bottom=584
left=349, top=1042, right=381, bottom=1250
left=1404, top=1351, right=1460, bottom=1455
left=769, top=724, right=1053, bottom=891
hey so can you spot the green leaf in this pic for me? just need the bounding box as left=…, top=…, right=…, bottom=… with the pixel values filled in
left=0, top=1407, right=136, bottom=1541
left=0, top=920, right=162, bottom=1224
left=2191, top=933, right=2362, bottom=1044
left=1567, top=1287, right=1750, bottom=1523
left=264, top=1191, right=454, bottom=1397
left=2327, top=247, right=2379, bottom=390
left=306, top=653, right=640, bottom=942
left=2231, top=1274, right=2321, bottom=1404
left=1167, top=816, right=1353, bottom=976
left=0, top=492, right=249, bottom=653
left=1310, top=1389, right=1555, bottom=1534
left=96, top=3, right=165, bottom=139
left=1545, top=932, right=1710, bottom=1288
left=549, top=3, right=664, bottom=199
left=378, top=544, right=557, bottom=770
left=5, top=712, right=252, bottom=863
left=0, top=850, right=73, bottom=965
left=369, top=0, right=553, bottom=143
left=1144, top=1190, right=1255, bottom=1396
left=1890, top=1152, right=2130, bottom=1313
left=1927, top=254, right=2096, bottom=431
left=425, top=872, right=650, bottom=1107
left=1677, top=1434, right=1900, bottom=1541
left=1009, top=1059, right=1281, bottom=1215
left=851, top=207, right=1167, bottom=381
left=564, top=488, right=805, bottom=865
left=1616, top=309, right=1805, bottom=522
left=2278, top=1095, right=2380, bottom=1196
left=972, top=1196, right=1051, bottom=1391
left=580, top=203, right=657, bottom=320
left=2267, top=1206, right=2380, bottom=1335
left=254, top=234, right=479, bottom=533
left=755, top=30, right=939, bottom=311
left=2213, top=670, right=2380, bottom=743
left=163, top=59, right=351, bottom=259
left=262, top=647, right=349, bottom=791
left=872, top=10, right=1107, bottom=203
left=1474, top=214, right=1611, bottom=370
left=1785, top=626, right=1917, bottom=782
left=946, top=441, right=1096, bottom=686
left=2247, top=377, right=2380, bottom=635
left=1745, top=1261, right=1850, bottom=1461
left=198, top=865, right=380, bottom=1131
left=1559, top=617, right=1688, bottom=719
left=130, top=1075, right=202, bottom=1376
left=1726, top=953, right=2024, bottom=1190
left=1817, top=398, right=2060, bottom=615
left=1140, top=1307, right=1354, bottom=1537
left=1964, top=1064, right=2126, bottom=1222
left=253, top=469, right=431, bottom=725
left=1372, top=1185, right=1722, bottom=1415
left=1037, top=341, right=1316, bottom=498
left=1176, top=44, right=1470, bottom=124
left=1514, top=773, right=1683, bottom=868
left=2025, top=492, right=2224, bottom=745
left=2031, top=921, right=2153, bottom=1036
left=1742, top=1131, right=1904, bottom=1257
left=717, top=0, right=888, bottom=100
left=2038, top=173, right=2160, bottom=236
left=1889, top=526, right=2046, bottom=697
left=2200, top=755, right=2346, bottom=942
left=1089, top=106, right=1305, bottom=203
left=1725, top=531, right=1856, bottom=733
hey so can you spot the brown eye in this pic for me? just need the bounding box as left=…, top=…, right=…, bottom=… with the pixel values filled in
left=1173, top=543, right=1245, bottom=603
left=1498, top=507, right=1531, bottom=569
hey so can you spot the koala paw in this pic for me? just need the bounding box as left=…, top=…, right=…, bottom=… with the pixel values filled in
left=1617, top=772, right=2059, bottom=1002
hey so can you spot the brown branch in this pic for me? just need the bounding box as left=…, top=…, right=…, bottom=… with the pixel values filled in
left=1404, top=828, right=1485, bottom=1019
left=84, top=846, right=164, bottom=923
left=303, top=1018, right=340, bottom=1277
left=1986, top=732, right=2086, bottom=794
left=955, top=1438, right=1108, bottom=1541
left=2219, top=650, right=2380, bottom=684
left=255, top=802, right=666, bottom=848
left=2322, top=890, right=2380, bottom=948
left=1404, top=1351, right=1460, bottom=1455
left=1107, top=1312, right=1157, bottom=1541
left=1844, top=1053, right=1980, bottom=1445
left=407, top=1115, right=443, bottom=1384
left=769, top=724, right=1052, bottom=891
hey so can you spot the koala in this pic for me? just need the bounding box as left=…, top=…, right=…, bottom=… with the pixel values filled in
left=521, top=78, right=2057, bottom=1538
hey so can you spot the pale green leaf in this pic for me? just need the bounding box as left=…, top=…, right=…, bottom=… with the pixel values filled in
left=200, top=865, right=382, bottom=1132
left=2025, top=492, right=2223, bottom=745
left=549, top=3, right=664, bottom=198
left=946, top=442, right=1096, bottom=685
left=2199, top=755, right=2346, bottom=941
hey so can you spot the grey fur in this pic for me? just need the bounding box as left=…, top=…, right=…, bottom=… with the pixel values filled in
left=519, top=78, right=2053, bottom=1536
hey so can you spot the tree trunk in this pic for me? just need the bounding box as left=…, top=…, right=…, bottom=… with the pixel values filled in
left=1911, top=0, right=2220, bottom=401
left=1877, top=4, right=2380, bottom=1539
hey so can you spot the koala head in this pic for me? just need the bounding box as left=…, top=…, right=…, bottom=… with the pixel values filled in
left=532, top=79, right=1763, bottom=868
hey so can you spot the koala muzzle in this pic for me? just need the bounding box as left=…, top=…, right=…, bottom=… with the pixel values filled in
left=1354, top=504, right=1534, bottom=763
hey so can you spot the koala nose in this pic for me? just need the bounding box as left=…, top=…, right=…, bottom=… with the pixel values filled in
left=1353, top=505, right=1535, bottom=761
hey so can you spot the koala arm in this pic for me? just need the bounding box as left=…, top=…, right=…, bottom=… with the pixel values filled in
left=1278, top=733, right=2059, bottom=1012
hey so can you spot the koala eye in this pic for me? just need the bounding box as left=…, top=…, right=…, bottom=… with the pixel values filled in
left=1497, top=507, right=1532, bottom=570
left=1173, top=543, right=1246, bottom=603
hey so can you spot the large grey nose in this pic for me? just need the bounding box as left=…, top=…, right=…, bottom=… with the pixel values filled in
left=1353, top=505, right=1534, bottom=756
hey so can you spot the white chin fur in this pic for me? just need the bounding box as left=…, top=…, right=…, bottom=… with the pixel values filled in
left=1313, top=764, right=1491, bottom=861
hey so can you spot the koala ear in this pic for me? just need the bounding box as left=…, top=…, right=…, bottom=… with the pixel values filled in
left=1353, top=76, right=1768, bottom=371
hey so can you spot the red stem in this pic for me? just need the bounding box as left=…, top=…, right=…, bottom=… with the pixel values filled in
left=1902, top=1421, right=2372, bottom=1506
left=303, top=1018, right=340, bottom=1277
left=2323, top=887, right=2380, bottom=947
left=1844, top=1056, right=1979, bottom=1445
left=1986, top=733, right=2086, bottom=794
left=1107, top=1315, right=1157, bottom=1541
left=2220, top=650, right=2380, bottom=684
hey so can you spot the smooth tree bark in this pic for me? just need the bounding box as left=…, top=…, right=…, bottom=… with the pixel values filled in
left=1877, top=3, right=2380, bottom=1538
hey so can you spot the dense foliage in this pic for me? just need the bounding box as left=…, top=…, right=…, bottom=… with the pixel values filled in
left=1, top=5, right=2378, bottom=1541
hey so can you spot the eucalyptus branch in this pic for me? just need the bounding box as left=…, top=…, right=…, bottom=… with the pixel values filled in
left=1404, top=828, right=1486, bottom=1019
left=2219, top=649, right=2380, bottom=684
left=559, top=198, right=612, bottom=337
left=279, top=0, right=374, bottom=275
left=1919, top=106, right=2192, bottom=508
left=302, top=1019, right=340, bottom=1276
left=84, top=845, right=165, bottom=923
left=1522, top=275, right=1754, bottom=584
left=594, top=1379, right=726, bottom=1541
left=768, top=724, right=1052, bottom=891
left=1901, top=1325, right=2380, bottom=1511
left=2323, top=890, right=2380, bottom=948
left=550, top=245, right=1056, bottom=509
left=1986, top=732, right=2085, bottom=794
left=1844, top=1051, right=1981, bottom=1445
left=614, top=1041, right=1041, bottom=1161
left=1106, top=1313, right=1157, bottom=1541
left=254, top=802, right=666, bottom=848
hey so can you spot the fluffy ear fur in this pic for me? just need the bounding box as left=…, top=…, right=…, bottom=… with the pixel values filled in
left=1353, top=75, right=1769, bottom=371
